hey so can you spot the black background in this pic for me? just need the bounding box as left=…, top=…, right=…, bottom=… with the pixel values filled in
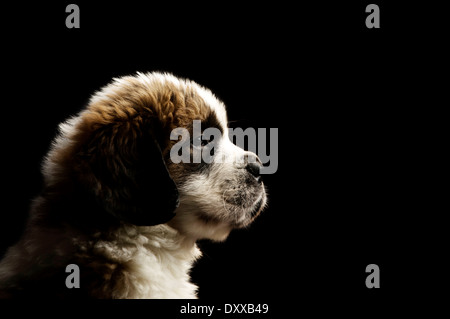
left=0, top=0, right=442, bottom=315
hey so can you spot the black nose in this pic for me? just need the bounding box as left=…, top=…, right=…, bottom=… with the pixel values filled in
left=246, top=161, right=262, bottom=181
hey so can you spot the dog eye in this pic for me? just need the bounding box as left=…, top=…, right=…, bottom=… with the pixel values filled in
left=192, top=135, right=211, bottom=147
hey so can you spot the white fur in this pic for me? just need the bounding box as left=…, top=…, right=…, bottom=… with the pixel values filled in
left=86, top=224, right=202, bottom=298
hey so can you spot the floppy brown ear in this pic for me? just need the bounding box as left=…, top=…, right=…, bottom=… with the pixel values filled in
left=79, top=122, right=179, bottom=226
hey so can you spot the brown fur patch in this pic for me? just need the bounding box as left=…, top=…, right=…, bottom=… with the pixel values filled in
left=45, top=73, right=215, bottom=189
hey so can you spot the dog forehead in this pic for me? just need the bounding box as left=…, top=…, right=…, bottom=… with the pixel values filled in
left=192, top=82, right=228, bottom=129
left=138, top=72, right=228, bottom=130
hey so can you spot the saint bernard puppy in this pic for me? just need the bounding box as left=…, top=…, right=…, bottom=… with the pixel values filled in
left=0, top=72, right=267, bottom=298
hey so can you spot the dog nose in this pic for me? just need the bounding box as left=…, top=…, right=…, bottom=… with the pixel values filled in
left=246, top=162, right=261, bottom=179
left=244, top=154, right=262, bottom=181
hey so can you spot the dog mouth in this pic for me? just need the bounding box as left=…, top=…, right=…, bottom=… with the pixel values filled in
left=192, top=187, right=266, bottom=229
left=228, top=188, right=266, bottom=228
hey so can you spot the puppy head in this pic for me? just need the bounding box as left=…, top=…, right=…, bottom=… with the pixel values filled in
left=43, top=72, right=266, bottom=239
left=166, top=102, right=267, bottom=241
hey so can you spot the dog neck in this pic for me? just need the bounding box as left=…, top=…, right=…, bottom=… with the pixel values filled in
left=79, top=223, right=202, bottom=298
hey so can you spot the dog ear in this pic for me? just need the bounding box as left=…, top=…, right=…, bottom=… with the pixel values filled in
left=79, top=122, right=179, bottom=226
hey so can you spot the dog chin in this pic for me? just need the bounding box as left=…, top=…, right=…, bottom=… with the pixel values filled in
left=231, top=194, right=266, bottom=229
left=169, top=193, right=266, bottom=242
